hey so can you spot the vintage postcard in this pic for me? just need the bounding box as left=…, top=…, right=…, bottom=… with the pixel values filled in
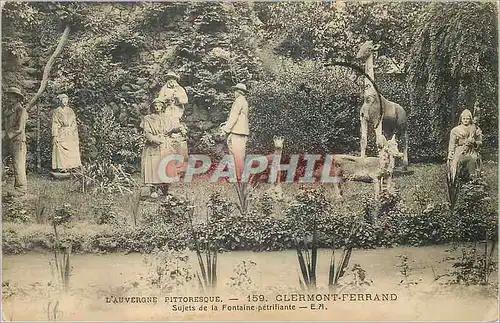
left=1, top=1, right=498, bottom=321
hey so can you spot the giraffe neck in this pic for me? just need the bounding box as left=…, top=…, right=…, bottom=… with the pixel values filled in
left=364, top=54, right=376, bottom=96
left=365, top=54, right=375, bottom=79
left=274, top=147, right=283, bottom=185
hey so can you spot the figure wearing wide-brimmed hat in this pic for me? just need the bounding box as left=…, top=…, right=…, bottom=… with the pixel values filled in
left=3, top=87, right=28, bottom=196
left=3, top=87, right=26, bottom=130
left=5, top=87, right=25, bottom=98
left=157, top=71, right=189, bottom=177
left=221, top=83, right=250, bottom=181
left=230, top=83, right=248, bottom=94
left=51, top=93, right=82, bottom=172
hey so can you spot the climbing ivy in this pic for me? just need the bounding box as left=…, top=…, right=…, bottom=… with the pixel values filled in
left=407, top=2, right=498, bottom=161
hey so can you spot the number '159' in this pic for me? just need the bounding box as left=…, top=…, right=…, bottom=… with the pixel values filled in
left=247, top=295, right=265, bottom=302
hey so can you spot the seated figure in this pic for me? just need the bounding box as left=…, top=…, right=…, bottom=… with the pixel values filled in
left=448, top=109, right=482, bottom=182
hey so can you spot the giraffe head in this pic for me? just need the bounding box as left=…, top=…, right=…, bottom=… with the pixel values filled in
left=273, top=136, right=284, bottom=151
left=356, top=40, right=381, bottom=60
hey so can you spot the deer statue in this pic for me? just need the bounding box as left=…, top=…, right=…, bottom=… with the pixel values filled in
left=356, top=40, right=408, bottom=169
left=373, top=134, right=404, bottom=197
left=331, top=134, right=403, bottom=199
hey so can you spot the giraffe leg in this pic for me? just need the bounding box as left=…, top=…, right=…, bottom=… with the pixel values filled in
left=403, top=130, right=409, bottom=170
left=373, top=176, right=380, bottom=199
left=386, top=174, right=392, bottom=191
left=333, top=172, right=344, bottom=200
left=333, top=182, right=342, bottom=200
left=360, top=117, right=368, bottom=159
left=375, top=120, right=385, bottom=148
left=339, top=174, right=345, bottom=198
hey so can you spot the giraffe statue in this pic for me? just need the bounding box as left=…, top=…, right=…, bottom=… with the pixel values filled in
left=356, top=40, right=408, bottom=169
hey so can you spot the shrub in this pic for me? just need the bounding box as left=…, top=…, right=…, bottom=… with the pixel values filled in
left=396, top=254, right=421, bottom=287
left=2, top=198, right=31, bottom=223
left=227, top=260, right=257, bottom=293
left=143, top=194, right=192, bottom=227
left=439, top=244, right=497, bottom=286
left=283, top=187, right=331, bottom=245
left=2, top=176, right=497, bottom=254
left=399, top=203, right=455, bottom=246
left=2, top=229, right=25, bottom=254
left=75, top=162, right=139, bottom=195
left=144, top=248, right=195, bottom=293
left=53, top=203, right=75, bottom=225
left=248, top=59, right=366, bottom=156
left=92, top=198, right=120, bottom=225
left=453, top=173, right=497, bottom=242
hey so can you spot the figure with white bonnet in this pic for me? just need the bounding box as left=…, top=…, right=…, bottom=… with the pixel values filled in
left=158, top=71, right=189, bottom=177
left=158, top=71, right=188, bottom=125
left=51, top=93, right=82, bottom=172
left=447, top=108, right=483, bottom=182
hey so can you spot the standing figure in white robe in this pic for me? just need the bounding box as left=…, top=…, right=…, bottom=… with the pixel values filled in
left=52, top=94, right=82, bottom=172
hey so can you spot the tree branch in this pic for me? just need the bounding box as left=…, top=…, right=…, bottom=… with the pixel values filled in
left=26, top=25, right=70, bottom=111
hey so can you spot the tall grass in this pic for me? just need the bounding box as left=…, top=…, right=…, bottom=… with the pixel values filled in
left=296, top=211, right=318, bottom=290
left=296, top=210, right=362, bottom=291
left=234, top=182, right=250, bottom=216
left=47, top=300, right=63, bottom=321
left=481, top=239, right=496, bottom=285
left=187, top=203, right=217, bottom=293
left=328, top=220, right=362, bottom=291
left=233, top=181, right=262, bottom=216
left=328, top=247, right=353, bottom=290
left=70, top=163, right=138, bottom=195
left=446, top=172, right=461, bottom=210
left=131, top=190, right=141, bottom=226
left=52, top=222, right=71, bottom=292
left=35, top=194, right=46, bottom=224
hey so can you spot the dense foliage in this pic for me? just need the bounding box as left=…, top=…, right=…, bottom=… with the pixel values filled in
left=407, top=2, right=498, bottom=161
left=3, top=180, right=497, bottom=254
left=1, top=2, right=498, bottom=171
left=249, top=59, right=362, bottom=155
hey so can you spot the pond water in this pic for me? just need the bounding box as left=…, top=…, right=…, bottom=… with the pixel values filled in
left=2, top=245, right=498, bottom=321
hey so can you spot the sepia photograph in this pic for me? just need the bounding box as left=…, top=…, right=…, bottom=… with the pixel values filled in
left=1, top=1, right=498, bottom=321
